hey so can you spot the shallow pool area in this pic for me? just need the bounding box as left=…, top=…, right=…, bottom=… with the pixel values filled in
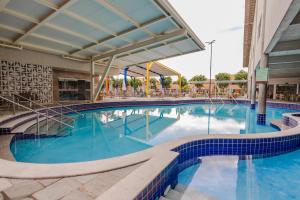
left=178, top=150, right=300, bottom=200
left=10, top=103, right=298, bottom=163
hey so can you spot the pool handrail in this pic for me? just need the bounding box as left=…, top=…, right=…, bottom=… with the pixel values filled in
left=0, top=95, right=74, bottom=131
left=12, top=93, right=75, bottom=122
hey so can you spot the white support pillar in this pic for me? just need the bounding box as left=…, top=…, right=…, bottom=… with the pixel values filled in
left=273, top=84, right=277, bottom=100
left=93, top=56, right=115, bottom=101
left=90, top=61, right=95, bottom=102
left=250, top=72, right=256, bottom=109
left=297, top=83, right=299, bottom=95
left=257, top=54, right=268, bottom=125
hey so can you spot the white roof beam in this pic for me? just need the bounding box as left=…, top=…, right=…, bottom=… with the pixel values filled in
left=3, top=8, right=40, bottom=24
left=30, top=33, right=82, bottom=49
left=95, top=0, right=176, bottom=57
left=19, top=42, right=69, bottom=55
left=33, top=0, right=59, bottom=10
left=96, top=0, right=155, bottom=37
left=93, top=29, right=187, bottom=61
left=1, top=6, right=113, bottom=54
left=0, top=0, right=10, bottom=12
left=0, top=23, right=25, bottom=34
left=14, top=0, right=78, bottom=44
left=71, top=15, right=168, bottom=55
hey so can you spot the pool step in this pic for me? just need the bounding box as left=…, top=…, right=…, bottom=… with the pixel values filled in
left=270, top=120, right=290, bottom=130
left=0, top=113, right=37, bottom=134
left=11, top=116, right=46, bottom=134
left=162, top=184, right=217, bottom=200
left=0, top=111, right=74, bottom=135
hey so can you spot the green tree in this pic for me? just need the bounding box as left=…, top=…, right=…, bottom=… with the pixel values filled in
left=215, top=72, right=231, bottom=89
left=150, top=78, right=157, bottom=90
left=174, top=76, right=188, bottom=87
left=163, top=77, right=172, bottom=89
left=234, top=70, right=248, bottom=87
left=129, top=77, right=142, bottom=94
left=190, top=75, right=207, bottom=89
left=111, top=77, right=123, bottom=89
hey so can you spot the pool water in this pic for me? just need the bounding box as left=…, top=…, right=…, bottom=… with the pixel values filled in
left=11, top=104, right=297, bottom=163
left=178, top=150, right=300, bottom=200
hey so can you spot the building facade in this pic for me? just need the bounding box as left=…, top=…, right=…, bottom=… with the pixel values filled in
left=244, top=0, right=300, bottom=123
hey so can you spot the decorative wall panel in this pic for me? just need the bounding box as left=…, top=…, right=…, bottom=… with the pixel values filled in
left=0, top=60, right=53, bottom=103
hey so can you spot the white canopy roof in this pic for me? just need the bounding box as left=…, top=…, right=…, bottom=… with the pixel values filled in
left=0, top=0, right=205, bottom=69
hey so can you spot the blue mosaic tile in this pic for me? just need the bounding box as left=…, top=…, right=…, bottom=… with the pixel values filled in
left=257, top=113, right=266, bottom=125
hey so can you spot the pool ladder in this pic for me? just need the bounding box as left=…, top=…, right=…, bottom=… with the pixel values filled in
left=0, top=95, right=74, bottom=135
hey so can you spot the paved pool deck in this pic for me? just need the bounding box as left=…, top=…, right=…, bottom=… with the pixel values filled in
left=0, top=164, right=142, bottom=200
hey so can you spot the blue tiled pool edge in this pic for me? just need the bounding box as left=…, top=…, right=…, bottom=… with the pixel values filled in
left=133, top=112, right=300, bottom=200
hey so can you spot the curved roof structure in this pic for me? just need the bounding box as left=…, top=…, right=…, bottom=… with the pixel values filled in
left=0, top=0, right=205, bottom=67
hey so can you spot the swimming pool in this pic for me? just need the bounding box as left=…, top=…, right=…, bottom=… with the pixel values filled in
left=10, top=103, right=298, bottom=163
left=178, top=150, right=300, bottom=200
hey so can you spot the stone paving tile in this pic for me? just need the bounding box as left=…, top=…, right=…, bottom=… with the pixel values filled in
left=8, top=179, right=28, bottom=184
left=108, top=164, right=141, bottom=178
left=3, top=180, right=44, bottom=200
left=33, top=178, right=81, bottom=200
left=61, top=189, right=94, bottom=200
left=37, top=178, right=60, bottom=187
left=0, top=178, right=12, bottom=192
left=80, top=173, right=122, bottom=198
left=71, top=174, right=97, bottom=184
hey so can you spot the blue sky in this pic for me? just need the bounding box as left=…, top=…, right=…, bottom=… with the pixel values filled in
left=161, top=0, right=245, bottom=80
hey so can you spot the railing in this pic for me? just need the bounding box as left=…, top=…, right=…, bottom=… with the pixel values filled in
left=55, top=102, right=85, bottom=117
left=217, top=94, right=225, bottom=104
left=205, top=93, right=214, bottom=104
left=0, top=95, right=74, bottom=134
left=230, top=94, right=239, bottom=104
left=13, top=94, right=75, bottom=122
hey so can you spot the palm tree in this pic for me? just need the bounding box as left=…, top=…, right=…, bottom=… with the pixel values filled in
left=129, top=77, right=142, bottom=95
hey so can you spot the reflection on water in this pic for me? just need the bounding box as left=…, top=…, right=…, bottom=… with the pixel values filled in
left=11, top=104, right=294, bottom=163
left=178, top=150, right=300, bottom=200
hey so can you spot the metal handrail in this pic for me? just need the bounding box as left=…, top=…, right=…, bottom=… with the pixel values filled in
left=217, top=94, right=225, bottom=104
left=0, top=95, right=73, bottom=128
left=205, top=93, right=214, bottom=104
left=55, top=102, right=84, bottom=117
left=230, top=94, right=239, bottom=104
left=13, top=94, right=75, bottom=121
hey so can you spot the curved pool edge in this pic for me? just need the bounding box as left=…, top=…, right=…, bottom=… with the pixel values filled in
left=0, top=99, right=299, bottom=180
left=97, top=112, right=300, bottom=200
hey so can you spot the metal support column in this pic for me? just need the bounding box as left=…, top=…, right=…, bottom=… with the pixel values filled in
left=146, top=62, right=153, bottom=97
left=160, top=75, right=165, bottom=95
left=273, top=84, right=277, bottom=100
left=90, top=60, right=95, bottom=102
left=250, top=73, right=256, bottom=109
left=93, top=56, right=115, bottom=101
left=105, top=76, right=109, bottom=96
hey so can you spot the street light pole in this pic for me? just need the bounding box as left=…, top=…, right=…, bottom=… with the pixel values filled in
left=206, top=40, right=215, bottom=98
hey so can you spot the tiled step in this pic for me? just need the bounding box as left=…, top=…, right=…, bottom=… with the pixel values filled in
left=270, top=120, right=290, bottom=130
left=174, top=184, right=187, bottom=193
left=0, top=113, right=37, bottom=134
left=11, top=117, right=46, bottom=134
left=159, top=197, right=171, bottom=200
left=163, top=185, right=217, bottom=200
left=0, top=111, right=74, bottom=135
left=165, top=189, right=183, bottom=200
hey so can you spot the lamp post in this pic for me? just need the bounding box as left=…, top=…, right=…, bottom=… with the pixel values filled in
left=206, top=40, right=215, bottom=98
